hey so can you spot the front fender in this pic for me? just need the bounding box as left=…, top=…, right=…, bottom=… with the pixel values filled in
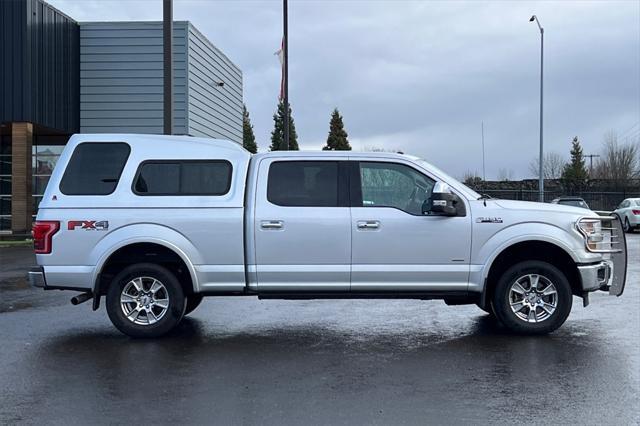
left=473, top=222, right=598, bottom=290
left=89, top=223, right=200, bottom=293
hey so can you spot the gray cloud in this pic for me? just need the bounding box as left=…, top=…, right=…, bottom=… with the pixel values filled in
left=50, top=0, right=639, bottom=179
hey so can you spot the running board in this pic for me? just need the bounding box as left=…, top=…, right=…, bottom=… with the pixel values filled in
left=257, top=291, right=473, bottom=301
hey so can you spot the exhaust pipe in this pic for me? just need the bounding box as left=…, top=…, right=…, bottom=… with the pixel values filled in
left=71, top=292, right=93, bottom=305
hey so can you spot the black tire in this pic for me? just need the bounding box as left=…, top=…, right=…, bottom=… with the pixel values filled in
left=492, top=260, right=572, bottom=335
left=106, top=263, right=186, bottom=338
left=184, top=294, right=204, bottom=316
left=623, top=217, right=632, bottom=233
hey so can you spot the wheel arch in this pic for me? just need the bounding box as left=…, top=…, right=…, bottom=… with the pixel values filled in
left=479, top=239, right=581, bottom=310
left=90, top=227, right=200, bottom=309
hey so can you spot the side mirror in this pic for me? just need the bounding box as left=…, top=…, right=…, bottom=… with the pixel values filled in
left=423, top=182, right=460, bottom=216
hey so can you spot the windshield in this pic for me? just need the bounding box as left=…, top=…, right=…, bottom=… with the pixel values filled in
left=414, top=159, right=481, bottom=199
left=634, top=200, right=640, bottom=206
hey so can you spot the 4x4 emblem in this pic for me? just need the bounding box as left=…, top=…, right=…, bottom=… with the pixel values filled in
left=476, top=217, right=503, bottom=224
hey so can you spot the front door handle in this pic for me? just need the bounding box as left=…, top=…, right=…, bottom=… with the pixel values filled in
left=357, top=220, right=380, bottom=229
left=261, top=220, right=283, bottom=230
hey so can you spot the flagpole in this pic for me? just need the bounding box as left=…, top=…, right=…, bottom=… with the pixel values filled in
left=283, top=0, right=289, bottom=150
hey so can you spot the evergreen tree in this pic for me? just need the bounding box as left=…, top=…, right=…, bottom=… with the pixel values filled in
left=269, top=100, right=299, bottom=151
left=322, top=108, right=351, bottom=151
left=242, top=105, right=258, bottom=154
left=561, top=136, right=589, bottom=190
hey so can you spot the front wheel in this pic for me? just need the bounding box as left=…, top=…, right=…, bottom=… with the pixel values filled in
left=106, top=263, right=186, bottom=338
left=492, top=261, right=572, bottom=334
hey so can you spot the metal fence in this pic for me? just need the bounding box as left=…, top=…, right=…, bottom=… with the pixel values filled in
left=479, top=189, right=638, bottom=211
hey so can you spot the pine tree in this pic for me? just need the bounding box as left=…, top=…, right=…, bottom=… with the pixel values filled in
left=561, top=136, right=589, bottom=190
left=242, top=105, right=258, bottom=154
left=322, top=108, right=351, bottom=151
left=269, top=100, right=299, bottom=151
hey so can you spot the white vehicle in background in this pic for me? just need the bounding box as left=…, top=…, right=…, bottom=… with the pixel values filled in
left=550, top=197, right=590, bottom=210
left=614, top=198, right=640, bottom=233
left=29, top=134, right=628, bottom=338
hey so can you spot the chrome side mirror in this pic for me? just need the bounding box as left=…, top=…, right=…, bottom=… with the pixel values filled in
left=423, top=182, right=460, bottom=216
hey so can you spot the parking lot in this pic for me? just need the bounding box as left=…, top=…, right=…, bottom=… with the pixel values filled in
left=1, top=234, right=638, bottom=425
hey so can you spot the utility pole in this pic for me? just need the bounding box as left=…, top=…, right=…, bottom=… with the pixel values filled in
left=585, top=154, right=600, bottom=177
left=163, top=0, right=173, bottom=135
left=481, top=121, right=486, bottom=181
left=530, top=15, right=544, bottom=202
left=283, top=0, right=289, bottom=150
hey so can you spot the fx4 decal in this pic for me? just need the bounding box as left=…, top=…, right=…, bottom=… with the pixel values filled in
left=68, top=220, right=109, bottom=231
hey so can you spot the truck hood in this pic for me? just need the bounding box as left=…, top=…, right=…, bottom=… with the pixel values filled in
left=492, top=199, right=593, bottom=216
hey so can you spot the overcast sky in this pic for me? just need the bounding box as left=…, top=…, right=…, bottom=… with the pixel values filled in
left=49, top=0, right=639, bottom=179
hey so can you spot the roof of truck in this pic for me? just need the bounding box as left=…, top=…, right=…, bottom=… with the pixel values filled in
left=69, top=134, right=418, bottom=160
left=68, top=133, right=249, bottom=153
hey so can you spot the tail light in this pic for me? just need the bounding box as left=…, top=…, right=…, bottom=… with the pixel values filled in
left=32, top=221, right=60, bottom=254
left=632, top=210, right=640, bottom=215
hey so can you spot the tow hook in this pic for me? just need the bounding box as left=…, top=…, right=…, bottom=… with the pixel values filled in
left=71, top=292, right=93, bottom=305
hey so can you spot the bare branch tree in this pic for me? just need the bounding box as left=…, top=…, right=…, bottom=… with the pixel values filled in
left=528, top=152, right=565, bottom=179
left=592, top=131, right=640, bottom=187
left=462, top=170, right=482, bottom=186
left=497, top=168, right=514, bottom=181
left=362, top=146, right=402, bottom=153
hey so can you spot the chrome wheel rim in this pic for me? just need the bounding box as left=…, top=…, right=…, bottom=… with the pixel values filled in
left=120, top=276, right=170, bottom=326
left=509, top=274, right=557, bottom=323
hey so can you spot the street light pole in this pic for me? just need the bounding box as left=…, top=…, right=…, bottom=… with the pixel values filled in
left=530, top=15, right=544, bottom=202
left=481, top=121, right=486, bottom=181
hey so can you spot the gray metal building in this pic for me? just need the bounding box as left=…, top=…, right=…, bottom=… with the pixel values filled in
left=0, top=0, right=243, bottom=234
left=80, top=21, right=242, bottom=142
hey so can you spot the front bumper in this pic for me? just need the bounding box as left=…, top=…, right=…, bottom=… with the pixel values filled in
left=578, top=261, right=612, bottom=292
left=28, top=266, right=47, bottom=288
left=578, top=258, right=626, bottom=296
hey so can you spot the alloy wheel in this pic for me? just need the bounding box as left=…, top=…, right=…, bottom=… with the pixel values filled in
left=120, top=276, right=170, bottom=325
left=508, top=274, right=558, bottom=323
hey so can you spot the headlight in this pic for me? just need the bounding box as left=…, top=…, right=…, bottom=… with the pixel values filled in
left=576, top=215, right=623, bottom=253
left=577, top=219, right=603, bottom=250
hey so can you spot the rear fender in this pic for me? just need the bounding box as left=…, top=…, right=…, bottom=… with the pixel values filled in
left=90, top=223, right=200, bottom=294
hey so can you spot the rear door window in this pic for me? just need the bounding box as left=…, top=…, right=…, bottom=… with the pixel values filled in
left=60, top=143, right=130, bottom=195
left=133, top=160, right=232, bottom=195
left=267, top=161, right=344, bottom=207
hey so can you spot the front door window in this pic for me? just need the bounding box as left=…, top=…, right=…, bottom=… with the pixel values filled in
left=359, top=162, right=435, bottom=215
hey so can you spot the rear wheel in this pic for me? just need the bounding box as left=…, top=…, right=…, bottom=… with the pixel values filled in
left=492, top=260, right=572, bottom=334
left=623, top=217, right=632, bottom=233
left=106, top=263, right=186, bottom=338
left=184, top=294, right=204, bottom=315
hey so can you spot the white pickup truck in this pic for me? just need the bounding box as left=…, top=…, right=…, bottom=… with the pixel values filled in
left=29, top=134, right=627, bottom=337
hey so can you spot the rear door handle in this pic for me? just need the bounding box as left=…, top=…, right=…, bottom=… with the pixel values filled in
left=357, top=220, right=380, bottom=229
left=261, top=220, right=283, bottom=229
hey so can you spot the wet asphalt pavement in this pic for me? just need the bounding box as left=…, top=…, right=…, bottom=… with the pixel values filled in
left=1, top=236, right=639, bottom=425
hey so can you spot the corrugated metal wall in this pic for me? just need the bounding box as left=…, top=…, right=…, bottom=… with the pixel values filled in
left=79, top=21, right=188, bottom=134
left=0, top=0, right=79, bottom=133
left=187, top=23, right=243, bottom=143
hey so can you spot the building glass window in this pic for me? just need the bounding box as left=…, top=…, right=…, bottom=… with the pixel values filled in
left=32, top=137, right=65, bottom=218
left=0, top=134, right=11, bottom=232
